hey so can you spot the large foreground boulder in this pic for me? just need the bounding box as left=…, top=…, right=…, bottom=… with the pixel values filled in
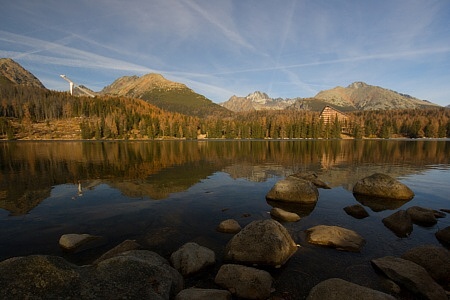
left=306, top=278, right=396, bottom=300
left=0, top=250, right=184, bottom=300
left=401, top=245, right=450, bottom=289
left=266, top=176, right=319, bottom=204
left=371, top=256, right=447, bottom=300
left=170, top=242, right=215, bottom=276
left=215, top=264, right=273, bottom=300
left=353, top=173, right=414, bottom=200
left=305, top=225, right=365, bottom=252
left=224, top=219, right=298, bottom=267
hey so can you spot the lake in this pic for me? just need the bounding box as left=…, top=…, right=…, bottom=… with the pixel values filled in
left=1, top=139, right=449, bottom=298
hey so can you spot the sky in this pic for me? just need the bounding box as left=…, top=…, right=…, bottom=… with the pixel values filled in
left=1, top=0, right=450, bottom=106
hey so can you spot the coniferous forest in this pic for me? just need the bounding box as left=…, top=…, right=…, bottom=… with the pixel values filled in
left=1, top=82, right=450, bottom=140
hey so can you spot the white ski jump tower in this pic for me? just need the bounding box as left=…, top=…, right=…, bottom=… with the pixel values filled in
left=60, top=75, right=95, bottom=97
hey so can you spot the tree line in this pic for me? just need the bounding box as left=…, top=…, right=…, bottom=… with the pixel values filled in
left=1, top=83, right=450, bottom=139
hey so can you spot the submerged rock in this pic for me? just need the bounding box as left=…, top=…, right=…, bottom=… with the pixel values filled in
left=305, top=225, right=365, bottom=252
left=382, top=210, right=413, bottom=238
left=217, top=219, right=241, bottom=233
left=224, top=219, right=297, bottom=267
left=343, top=204, right=369, bottom=219
left=289, top=172, right=331, bottom=189
left=170, top=242, right=215, bottom=276
left=215, top=264, right=273, bottom=300
left=266, top=176, right=319, bottom=204
left=353, top=173, right=414, bottom=200
left=371, top=256, right=447, bottom=300
left=435, top=226, right=450, bottom=247
left=306, top=278, right=396, bottom=300
left=406, top=206, right=437, bottom=226
left=59, top=233, right=103, bottom=252
left=401, top=245, right=450, bottom=289
left=270, top=207, right=301, bottom=222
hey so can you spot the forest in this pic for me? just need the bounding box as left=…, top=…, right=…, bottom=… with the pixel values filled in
left=1, top=83, right=450, bottom=140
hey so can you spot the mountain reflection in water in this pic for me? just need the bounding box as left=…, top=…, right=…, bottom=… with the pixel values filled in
left=0, top=139, right=449, bottom=298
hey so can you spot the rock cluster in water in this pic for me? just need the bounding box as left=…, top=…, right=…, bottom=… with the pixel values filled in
left=1, top=172, right=449, bottom=299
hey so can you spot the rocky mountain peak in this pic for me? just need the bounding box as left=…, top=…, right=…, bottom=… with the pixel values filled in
left=347, top=82, right=368, bottom=89
left=0, top=58, right=45, bottom=89
left=247, top=91, right=270, bottom=102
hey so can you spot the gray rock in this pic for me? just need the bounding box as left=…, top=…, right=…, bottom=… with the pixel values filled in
left=382, top=210, right=413, bottom=238
left=344, top=204, right=369, bottom=219
left=435, top=226, right=450, bottom=247
left=176, top=288, right=231, bottom=300
left=371, top=256, right=447, bottom=300
left=270, top=207, right=301, bottom=222
left=215, top=264, right=273, bottom=300
left=59, top=233, right=103, bottom=252
left=353, top=173, right=414, bottom=200
left=217, top=219, right=241, bottom=233
left=289, top=172, right=331, bottom=189
left=401, top=245, right=450, bottom=289
left=170, top=242, right=215, bottom=276
left=305, top=225, right=365, bottom=252
left=94, top=239, right=141, bottom=264
left=406, top=206, right=437, bottom=226
left=266, top=176, right=319, bottom=204
left=224, top=219, right=298, bottom=267
left=0, top=251, right=184, bottom=300
left=306, top=278, right=396, bottom=300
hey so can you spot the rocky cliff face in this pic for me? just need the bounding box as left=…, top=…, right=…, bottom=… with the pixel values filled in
left=0, top=58, right=45, bottom=89
left=220, top=91, right=296, bottom=112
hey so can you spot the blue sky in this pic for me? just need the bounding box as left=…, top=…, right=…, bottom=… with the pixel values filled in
left=1, top=0, right=449, bottom=106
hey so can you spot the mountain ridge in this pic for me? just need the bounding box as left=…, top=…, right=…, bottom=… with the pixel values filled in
left=0, top=58, right=45, bottom=89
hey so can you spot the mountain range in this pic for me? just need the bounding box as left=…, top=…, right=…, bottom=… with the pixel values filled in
left=0, top=58, right=446, bottom=115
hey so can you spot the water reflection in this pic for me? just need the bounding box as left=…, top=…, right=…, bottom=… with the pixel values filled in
left=0, top=140, right=449, bottom=216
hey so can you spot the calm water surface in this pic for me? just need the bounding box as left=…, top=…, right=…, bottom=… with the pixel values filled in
left=1, top=140, right=449, bottom=298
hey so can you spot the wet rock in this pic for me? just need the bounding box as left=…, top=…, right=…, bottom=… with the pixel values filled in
left=224, top=219, right=297, bottom=267
left=215, top=264, right=273, bottom=300
left=305, top=225, right=365, bottom=252
left=435, top=226, right=450, bottom=247
left=217, top=219, right=241, bottom=233
left=170, top=242, right=215, bottom=276
left=354, top=194, right=410, bottom=212
left=343, top=204, right=369, bottom=219
left=94, top=239, right=141, bottom=264
left=266, top=176, right=319, bottom=204
left=406, top=206, right=437, bottom=226
left=353, top=173, right=414, bottom=200
left=289, top=172, right=331, bottom=189
left=270, top=207, right=300, bottom=222
left=267, top=200, right=316, bottom=217
left=401, top=245, right=450, bottom=289
left=371, top=256, right=447, bottom=300
left=176, top=287, right=231, bottom=300
left=434, top=210, right=446, bottom=218
left=440, top=208, right=450, bottom=214
left=306, top=278, right=396, bottom=300
left=382, top=210, right=413, bottom=238
left=59, top=233, right=103, bottom=252
left=0, top=250, right=184, bottom=299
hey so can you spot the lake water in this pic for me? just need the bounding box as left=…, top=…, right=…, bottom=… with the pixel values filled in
left=1, top=139, right=449, bottom=298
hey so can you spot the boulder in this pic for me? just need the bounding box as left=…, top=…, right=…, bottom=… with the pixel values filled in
left=305, top=225, right=365, bottom=252
left=270, top=207, right=301, bottom=222
left=266, top=176, right=319, bottom=204
left=176, top=288, right=231, bottom=300
left=306, top=278, right=396, bottom=300
left=0, top=250, right=184, bottom=299
left=94, top=239, right=141, bottom=264
left=59, top=233, right=103, bottom=252
left=382, top=210, right=413, bottom=238
left=406, top=206, right=437, bottom=226
left=353, top=173, right=414, bottom=200
left=435, top=226, right=450, bottom=247
left=371, top=256, right=447, bottom=300
left=170, top=242, right=215, bottom=276
left=215, top=264, right=273, bottom=300
left=401, top=245, right=450, bottom=289
left=224, top=219, right=298, bottom=267
left=289, top=172, right=331, bottom=189
left=343, top=204, right=369, bottom=219
left=217, top=219, right=241, bottom=233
